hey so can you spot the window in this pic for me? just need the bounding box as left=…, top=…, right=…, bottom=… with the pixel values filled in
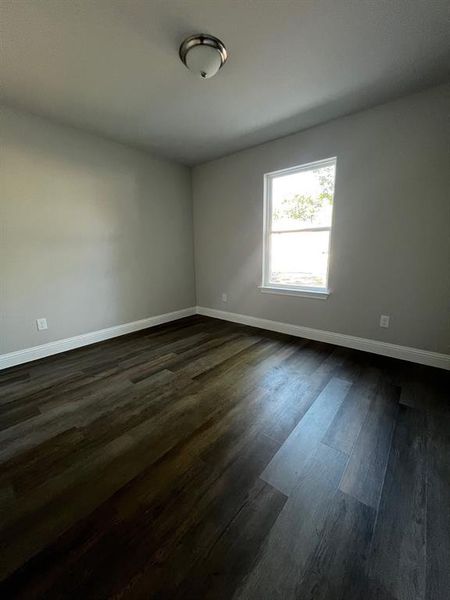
left=261, top=157, right=336, bottom=298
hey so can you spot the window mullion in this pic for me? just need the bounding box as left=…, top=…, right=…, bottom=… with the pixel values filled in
left=270, top=226, right=331, bottom=234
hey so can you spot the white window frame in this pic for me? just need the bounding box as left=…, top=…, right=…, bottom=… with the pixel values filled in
left=260, top=157, right=336, bottom=299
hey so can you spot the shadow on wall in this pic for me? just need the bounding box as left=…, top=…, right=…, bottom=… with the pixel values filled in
left=1, top=108, right=194, bottom=354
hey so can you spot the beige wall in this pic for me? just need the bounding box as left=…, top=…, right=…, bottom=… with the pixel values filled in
left=193, top=85, right=450, bottom=354
left=1, top=107, right=195, bottom=354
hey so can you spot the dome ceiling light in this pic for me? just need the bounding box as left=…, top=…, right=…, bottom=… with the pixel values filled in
left=179, top=34, right=228, bottom=79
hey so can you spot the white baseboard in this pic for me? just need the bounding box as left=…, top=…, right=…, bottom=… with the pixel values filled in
left=0, top=307, right=196, bottom=371
left=2, top=305, right=448, bottom=372
left=197, top=306, right=450, bottom=371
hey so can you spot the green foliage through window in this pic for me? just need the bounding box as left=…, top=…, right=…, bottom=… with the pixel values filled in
left=273, top=166, right=335, bottom=224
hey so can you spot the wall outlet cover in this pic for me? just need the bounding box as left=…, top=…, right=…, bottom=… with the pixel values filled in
left=221, top=293, right=228, bottom=302
left=379, top=315, right=390, bottom=328
left=36, top=318, right=48, bottom=331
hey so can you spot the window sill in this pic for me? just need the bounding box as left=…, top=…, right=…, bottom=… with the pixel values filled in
left=258, top=285, right=330, bottom=300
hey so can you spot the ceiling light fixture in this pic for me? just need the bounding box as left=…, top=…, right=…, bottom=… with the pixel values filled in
left=179, top=34, right=228, bottom=79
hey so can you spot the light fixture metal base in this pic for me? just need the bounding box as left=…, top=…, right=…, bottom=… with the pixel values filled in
left=179, top=33, right=228, bottom=76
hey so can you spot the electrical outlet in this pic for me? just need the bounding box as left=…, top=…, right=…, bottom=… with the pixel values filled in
left=379, top=315, right=390, bottom=328
left=221, top=293, right=228, bottom=302
left=36, top=318, right=48, bottom=331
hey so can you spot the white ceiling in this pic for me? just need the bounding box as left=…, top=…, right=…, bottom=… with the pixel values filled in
left=1, top=0, right=449, bottom=165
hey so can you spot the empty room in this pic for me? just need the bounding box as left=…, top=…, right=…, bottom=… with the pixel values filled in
left=1, top=1, right=449, bottom=598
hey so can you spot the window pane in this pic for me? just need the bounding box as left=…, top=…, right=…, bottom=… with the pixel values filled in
left=271, top=163, right=335, bottom=231
left=269, top=230, right=330, bottom=288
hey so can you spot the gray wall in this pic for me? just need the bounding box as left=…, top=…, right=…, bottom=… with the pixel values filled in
left=2, top=85, right=449, bottom=357
left=1, top=107, right=195, bottom=354
left=193, top=85, right=450, bottom=354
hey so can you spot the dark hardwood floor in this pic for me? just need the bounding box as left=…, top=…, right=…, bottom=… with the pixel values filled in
left=0, top=315, right=448, bottom=599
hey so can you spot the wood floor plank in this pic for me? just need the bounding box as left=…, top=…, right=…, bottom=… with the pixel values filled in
left=3, top=431, right=280, bottom=599
left=425, top=412, right=450, bottom=600
left=322, top=376, right=377, bottom=455
left=0, top=375, right=198, bottom=497
left=0, top=316, right=448, bottom=598
left=0, top=382, right=202, bottom=579
left=262, top=346, right=348, bottom=444
left=0, top=404, right=41, bottom=432
left=0, top=375, right=135, bottom=463
left=367, top=406, right=427, bottom=600
left=172, top=478, right=287, bottom=600
left=117, top=432, right=282, bottom=599
left=236, top=443, right=347, bottom=600
left=400, top=374, right=450, bottom=416
left=174, top=334, right=261, bottom=378
left=0, top=484, right=15, bottom=515
left=339, top=380, right=400, bottom=509
left=297, top=490, right=376, bottom=600
left=260, top=377, right=352, bottom=495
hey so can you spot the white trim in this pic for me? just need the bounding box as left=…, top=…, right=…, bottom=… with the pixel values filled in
left=0, top=307, right=196, bottom=371
left=2, top=305, right=448, bottom=372
left=196, top=306, right=450, bottom=371
left=259, top=285, right=330, bottom=299
left=264, top=156, right=338, bottom=178
left=262, top=156, right=337, bottom=294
